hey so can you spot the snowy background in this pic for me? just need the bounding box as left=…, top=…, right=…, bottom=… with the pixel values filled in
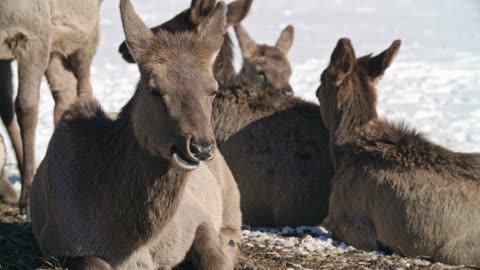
left=1, top=0, right=480, bottom=173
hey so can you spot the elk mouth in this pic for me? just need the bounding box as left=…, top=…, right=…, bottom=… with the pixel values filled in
left=171, top=145, right=200, bottom=171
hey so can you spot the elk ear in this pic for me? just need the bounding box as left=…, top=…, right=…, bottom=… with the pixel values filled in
left=329, top=38, right=355, bottom=86
left=234, top=24, right=257, bottom=58
left=367, top=40, right=401, bottom=83
left=120, top=0, right=153, bottom=64
left=190, top=0, right=216, bottom=26
left=199, top=2, right=228, bottom=56
left=275, top=25, right=294, bottom=54
left=227, top=0, right=253, bottom=28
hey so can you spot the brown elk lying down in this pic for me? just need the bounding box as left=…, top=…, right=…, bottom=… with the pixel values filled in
left=30, top=1, right=242, bottom=269
left=317, top=38, right=480, bottom=266
left=0, top=135, right=19, bottom=204
left=117, top=0, right=333, bottom=227
left=0, top=0, right=101, bottom=215
left=234, top=23, right=295, bottom=96
left=212, top=84, right=332, bottom=226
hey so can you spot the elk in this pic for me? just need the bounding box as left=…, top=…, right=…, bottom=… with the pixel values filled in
left=0, top=134, right=19, bottom=204
left=118, top=0, right=332, bottom=227
left=317, top=38, right=480, bottom=266
left=0, top=0, right=101, bottom=215
left=30, top=1, right=242, bottom=269
left=118, top=0, right=253, bottom=89
left=234, top=23, right=294, bottom=96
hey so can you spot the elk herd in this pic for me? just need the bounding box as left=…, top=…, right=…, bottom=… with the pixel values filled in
left=0, top=0, right=478, bottom=269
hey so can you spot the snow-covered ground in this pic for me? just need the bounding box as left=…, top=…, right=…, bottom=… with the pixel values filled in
left=1, top=0, right=479, bottom=169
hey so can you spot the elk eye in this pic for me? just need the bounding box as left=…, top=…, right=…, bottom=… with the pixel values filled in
left=228, top=240, right=235, bottom=248
left=210, top=91, right=218, bottom=97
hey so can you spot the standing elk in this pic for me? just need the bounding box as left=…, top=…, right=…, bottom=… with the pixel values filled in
left=31, top=1, right=241, bottom=269
left=118, top=0, right=333, bottom=227
left=0, top=0, right=101, bottom=215
left=317, top=38, right=480, bottom=266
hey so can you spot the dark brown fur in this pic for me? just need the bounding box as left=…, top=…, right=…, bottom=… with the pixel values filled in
left=318, top=38, right=480, bottom=266
left=31, top=1, right=240, bottom=269
left=212, top=81, right=332, bottom=226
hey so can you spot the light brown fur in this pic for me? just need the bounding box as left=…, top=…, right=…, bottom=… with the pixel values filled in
left=0, top=0, right=101, bottom=214
left=30, top=1, right=241, bottom=269
left=0, top=134, right=19, bottom=204
left=234, top=23, right=294, bottom=96
left=318, top=38, right=480, bottom=266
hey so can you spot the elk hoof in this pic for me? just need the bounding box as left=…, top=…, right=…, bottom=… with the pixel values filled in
left=18, top=207, right=28, bottom=220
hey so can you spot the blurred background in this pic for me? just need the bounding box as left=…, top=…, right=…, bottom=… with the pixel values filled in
left=1, top=0, right=480, bottom=175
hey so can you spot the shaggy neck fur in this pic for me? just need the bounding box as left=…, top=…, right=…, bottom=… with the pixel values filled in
left=326, top=69, right=378, bottom=168
left=74, top=94, right=188, bottom=248
left=212, top=80, right=305, bottom=145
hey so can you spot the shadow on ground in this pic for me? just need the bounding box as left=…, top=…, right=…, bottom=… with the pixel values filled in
left=0, top=203, right=44, bottom=269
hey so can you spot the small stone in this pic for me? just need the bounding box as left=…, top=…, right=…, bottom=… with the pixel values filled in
left=304, top=234, right=314, bottom=241
left=283, top=238, right=297, bottom=248
left=287, top=262, right=303, bottom=269
left=304, top=243, right=316, bottom=252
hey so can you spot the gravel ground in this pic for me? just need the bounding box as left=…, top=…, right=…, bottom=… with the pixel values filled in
left=0, top=202, right=473, bottom=270
left=237, top=227, right=473, bottom=270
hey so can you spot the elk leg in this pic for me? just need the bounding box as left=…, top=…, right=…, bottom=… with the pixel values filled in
left=190, top=223, right=232, bottom=270
left=331, top=214, right=378, bottom=251
left=219, top=227, right=241, bottom=267
left=16, top=50, right=49, bottom=216
left=0, top=60, right=23, bottom=172
left=46, top=53, right=77, bottom=125
left=69, top=27, right=99, bottom=99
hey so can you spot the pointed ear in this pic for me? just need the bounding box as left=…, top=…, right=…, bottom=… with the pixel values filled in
left=367, top=40, right=401, bottom=82
left=275, top=25, right=294, bottom=53
left=190, top=0, right=216, bottom=26
left=199, top=2, right=228, bottom=54
left=234, top=24, right=257, bottom=58
left=329, top=38, right=355, bottom=86
left=227, top=0, right=253, bottom=28
left=120, top=0, right=153, bottom=64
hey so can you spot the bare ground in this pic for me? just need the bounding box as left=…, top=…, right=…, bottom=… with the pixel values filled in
left=0, top=202, right=473, bottom=270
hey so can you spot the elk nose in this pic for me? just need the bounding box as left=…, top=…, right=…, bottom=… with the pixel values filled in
left=189, top=142, right=215, bottom=161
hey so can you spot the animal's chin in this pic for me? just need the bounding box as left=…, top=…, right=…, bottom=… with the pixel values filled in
left=171, top=146, right=200, bottom=171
